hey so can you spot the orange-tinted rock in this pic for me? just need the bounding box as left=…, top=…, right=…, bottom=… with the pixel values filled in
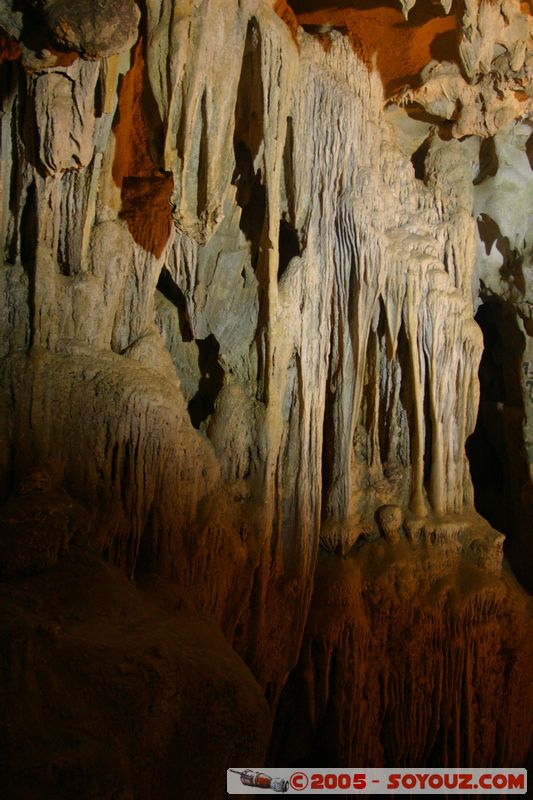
left=273, top=545, right=533, bottom=767
left=0, top=549, right=271, bottom=799
left=273, top=0, right=300, bottom=40
left=0, top=27, right=20, bottom=63
left=120, top=176, right=174, bottom=258
left=287, top=0, right=459, bottom=95
left=113, top=40, right=173, bottom=256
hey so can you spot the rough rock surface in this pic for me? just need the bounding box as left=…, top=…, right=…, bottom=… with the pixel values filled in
left=0, top=547, right=271, bottom=799
left=0, top=0, right=532, bottom=797
left=272, top=545, right=533, bottom=768
left=42, top=0, right=141, bottom=59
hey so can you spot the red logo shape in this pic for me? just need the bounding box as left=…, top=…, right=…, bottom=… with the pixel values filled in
left=290, top=772, right=309, bottom=791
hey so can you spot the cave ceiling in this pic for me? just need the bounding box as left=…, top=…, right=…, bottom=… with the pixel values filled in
left=277, top=0, right=533, bottom=138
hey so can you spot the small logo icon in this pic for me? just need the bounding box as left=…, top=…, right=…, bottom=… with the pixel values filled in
left=229, top=769, right=289, bottom=793
left=290, top=771, right=309, bottom=790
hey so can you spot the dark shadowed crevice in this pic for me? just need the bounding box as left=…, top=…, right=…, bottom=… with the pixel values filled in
left=473, top=136, right=498, bottom=185
left=233, top=144, right=266, bottom=272
left=376, top=301, right=390, bottom=468
left=233, top=18, right=266, bottom=272
left=466, top=305, right=508, bottom=534
left=156, top=267, right=193, bottom=341
left=187, top=334, right=224, bottom=429
left=197, top=89, right=209, bottom=219
left=411, top=136, right=430, bottom=181
left=268, top=657, right=315, bottom=768
left=320, top=332, right=336, bottom=524
left=20, top=179, right=37, bottom=269
left=283, top=116, right=297, bottom=228
left=396, top=320, right=414, bottom=465
left=278, top=218, right=301, bottom=279
left=94, top=74, right=104, bottom=118
left=525, top=128, right=533, bottom=171
left=466, top=299, right=533, bottom=590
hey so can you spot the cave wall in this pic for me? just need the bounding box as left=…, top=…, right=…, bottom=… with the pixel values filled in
left=0, top=0, right=532, bottom=797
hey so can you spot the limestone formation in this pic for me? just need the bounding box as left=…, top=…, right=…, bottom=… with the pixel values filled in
left=272, top=542, right=532, bottom=768
left=42, top=0, right=141, bottom=59
left=0, top=0, right=532, bottom=797
left=394, top=0, right=532, bottom=138
left=376, top=505, right=403, bottom=543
